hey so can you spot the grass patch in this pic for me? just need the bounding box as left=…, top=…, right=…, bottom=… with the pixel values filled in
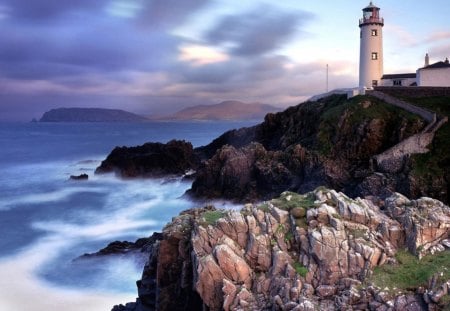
left=315, top=95, right=423, bottom=156
left=293, top=262, right=308, bottom=277
left=257, top=202, right=270, bottom=212
left=201, top=210, right=227, bottom=226
left=271, top=191, right=316, bottom=211
left=375, top=94, right=450, bottom=201
left=370, top=249, right=450, bottom=291
left=295, top=218, right=308, bottom=229
left=284, top=231, right=293, bottom=242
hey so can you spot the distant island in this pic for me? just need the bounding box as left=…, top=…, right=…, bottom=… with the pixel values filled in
left=153, top=100, right=281, bottom=121
left=39, top=102, right=281, bottom=123
left=39, top=108, right=149, bottom=122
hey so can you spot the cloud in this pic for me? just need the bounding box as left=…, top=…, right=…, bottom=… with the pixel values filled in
left=0, top=1, right=357, bottom=122
left=425, top=31, right=450, bottom=43
left=178, top=44, right=229, bottom=66
left=385, top=24, right=417, bottom=47
left=3, top=0, right=108, bottom=21
left=0, top=16, right=178, bottom=80
left=137, top=0, right=209, bottom=29
left=206, top=6, right=314, bottom=56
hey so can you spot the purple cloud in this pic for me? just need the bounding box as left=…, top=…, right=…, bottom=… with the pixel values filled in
left=206, top=6, right=314, bottom=56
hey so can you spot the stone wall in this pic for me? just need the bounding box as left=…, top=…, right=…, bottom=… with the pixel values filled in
left=369, top=90, right=436, bottom=122
left=369, top=89, right=448, bottom=173
left=374, top=86, right=450, bottom=98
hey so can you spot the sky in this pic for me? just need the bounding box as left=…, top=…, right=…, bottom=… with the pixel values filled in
left=0, top=0, right=449, bottom=121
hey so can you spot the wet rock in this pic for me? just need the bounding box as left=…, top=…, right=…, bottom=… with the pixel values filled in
left=69, top=173, right=88, bottom=180
left=112, top=189, right=450, bottom=311
left=96, top=140, right=198, bottom=178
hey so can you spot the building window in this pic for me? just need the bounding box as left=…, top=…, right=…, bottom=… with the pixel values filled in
left=371, top=52, right=378, bottom=60
left=371, top=29, right=377, bottom=36
left=393, top=80, right=402, bottom=86
left=372, top=80, right=378, bottom=87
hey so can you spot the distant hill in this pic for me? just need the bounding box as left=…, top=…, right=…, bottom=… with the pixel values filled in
left=155, top=101, right=281, bottom=121
left=39, top=108, right=149, bottom=122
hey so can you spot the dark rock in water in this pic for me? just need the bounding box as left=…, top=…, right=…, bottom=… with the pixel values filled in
left=69, top=173, right=88, bottom=180
left=79, top=235, right=161, bottom=258
left=97, top=93, right=450, bottom=204
left=95, top=140, right=199, bottom=178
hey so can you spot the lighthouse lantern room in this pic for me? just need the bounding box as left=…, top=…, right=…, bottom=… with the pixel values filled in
left=359, top=2, right=384, bottom=91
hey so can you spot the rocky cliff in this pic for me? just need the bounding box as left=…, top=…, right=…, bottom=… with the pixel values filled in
left=112, top=188, right=450, bottom=311
left=97, top=94, right=449, bottom=204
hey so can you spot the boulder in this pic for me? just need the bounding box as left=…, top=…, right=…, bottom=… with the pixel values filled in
left=95, top=140, right=199, bottom=178
left=69, top=173, right=88, bottom=180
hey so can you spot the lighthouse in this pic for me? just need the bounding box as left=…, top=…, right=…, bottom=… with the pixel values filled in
left=359, top=2, right=384, bottom=90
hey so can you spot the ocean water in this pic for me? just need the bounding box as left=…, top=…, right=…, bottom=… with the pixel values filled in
left=0, top=121, right=257, bottom=311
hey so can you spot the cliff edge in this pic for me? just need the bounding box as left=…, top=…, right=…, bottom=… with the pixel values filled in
left=97, top=93, right=450, bottom=204
left=112, top=188, right=450, bottom=311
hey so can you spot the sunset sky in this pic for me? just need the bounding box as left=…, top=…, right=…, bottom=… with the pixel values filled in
left=0, top=0, right=449, bottom=121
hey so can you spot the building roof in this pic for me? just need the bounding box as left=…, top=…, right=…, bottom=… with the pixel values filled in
left=381, top=73, right=416, bottom=79
left=364, top=2, right=380, bottom=10
left=419, top=61, right=450, bottom=70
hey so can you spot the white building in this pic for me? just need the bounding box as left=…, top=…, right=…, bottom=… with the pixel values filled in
left=381, top=73, right=417, bottom=87
left=359, top=2, right=384, bottom=90
left=417, top=58, right=450, bottom=86
left=358, top=2, right=449, bottom=89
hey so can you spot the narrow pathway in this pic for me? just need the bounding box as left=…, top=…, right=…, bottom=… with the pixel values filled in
left=366, top=90, right=447, bottom=172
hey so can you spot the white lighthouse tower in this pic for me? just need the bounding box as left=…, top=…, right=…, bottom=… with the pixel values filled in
left=359, top=2, right=384, bottom=90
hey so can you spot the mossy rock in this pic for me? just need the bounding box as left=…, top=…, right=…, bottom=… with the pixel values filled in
left=291, top=207, right=306, bottom=218
left=295, top=218, right=308, bottom=229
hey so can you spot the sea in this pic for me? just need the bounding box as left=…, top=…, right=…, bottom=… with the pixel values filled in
left=0, top=120, right=258, bottom=311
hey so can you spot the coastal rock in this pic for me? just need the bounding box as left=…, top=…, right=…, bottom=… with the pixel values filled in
left=98, top=94, right=450, bottom=204
left=69, top=173, right=88, bottom=180
left=95, top=140, right=199, bottom=178
left=188, top=142, right=295, bottom=201
left=113, top=188, right=450, bottom=311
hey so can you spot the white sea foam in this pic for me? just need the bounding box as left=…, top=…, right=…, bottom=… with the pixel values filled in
left=0, top=171, right=200, bottom=310
left=0, top=248, right=136, bottom=311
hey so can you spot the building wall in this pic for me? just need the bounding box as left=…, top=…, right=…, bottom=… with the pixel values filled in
left=417, top=68, right=450, bottom=86
left=359, top=24, right=383, bottom=89
left=380, top=77, right=416, bottom=87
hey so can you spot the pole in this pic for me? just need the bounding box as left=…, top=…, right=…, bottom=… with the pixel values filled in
left=326, top=64, right=329, bottom=92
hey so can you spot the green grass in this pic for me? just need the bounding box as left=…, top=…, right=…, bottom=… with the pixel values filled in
left=295, top=218, right=308, bottom=229
left=270, top=191, right=316, bottom=211
left=202, top=210, right=228, bottom=226
left=370, top=249, right=450, bottom=291
left=293, top=261, right=308, bottom=277
left=403, top=97, right=450, bottom=192
left=257, top=202, right=270, bottom=212
left=315, top=95, right=423, bottom=156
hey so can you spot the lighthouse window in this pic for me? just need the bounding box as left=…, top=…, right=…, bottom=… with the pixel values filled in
left=371, top=52, right=378, bottom=60
left=371, top=29, right=377, bottom=36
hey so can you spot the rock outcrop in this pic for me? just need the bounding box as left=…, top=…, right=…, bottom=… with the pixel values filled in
left=95, top=140, right=199, bottom=178
left=69, top=173, right=88, bottom=180
left=113, top=188, right=450, bottom=311
left=97, top=93, right=450, bottom=204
